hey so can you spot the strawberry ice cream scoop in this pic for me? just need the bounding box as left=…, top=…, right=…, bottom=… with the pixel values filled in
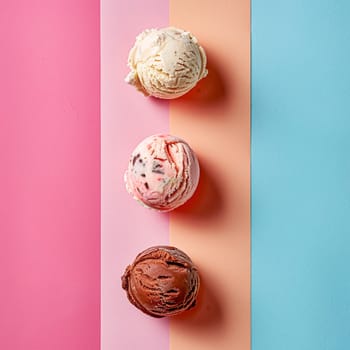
left=124, top=134, right=200, bottom=211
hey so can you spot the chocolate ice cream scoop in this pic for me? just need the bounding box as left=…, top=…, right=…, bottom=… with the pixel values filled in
left=121, top=246, right=200, bottom=318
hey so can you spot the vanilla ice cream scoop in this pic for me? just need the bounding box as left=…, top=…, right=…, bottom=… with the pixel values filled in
left=125, top=27, right=208, bottom=99
left=124, top=134, right=200, bottom=211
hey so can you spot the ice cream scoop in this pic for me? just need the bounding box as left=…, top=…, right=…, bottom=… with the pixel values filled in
left=121, top=246, right=200, bottom=318
left=124, top=134, right=200, bottom=212
left=125, top=27, right=208, bottom=99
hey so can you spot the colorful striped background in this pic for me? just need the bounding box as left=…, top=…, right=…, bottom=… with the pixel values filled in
left=1, top=0, right=350, bottom=349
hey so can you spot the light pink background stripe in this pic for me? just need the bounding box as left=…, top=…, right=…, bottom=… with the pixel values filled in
left=101, top=0, right=170, bottom=349
left=0, top=1, right=100, bottom=349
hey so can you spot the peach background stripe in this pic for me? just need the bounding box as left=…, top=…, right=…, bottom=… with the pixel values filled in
left=169, top=1, right=251, bottom=349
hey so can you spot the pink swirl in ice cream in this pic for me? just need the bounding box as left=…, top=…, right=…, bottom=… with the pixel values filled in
left=124, top=134, right=200, bottom=211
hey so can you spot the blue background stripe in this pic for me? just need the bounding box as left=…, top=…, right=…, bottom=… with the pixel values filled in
left=252, top=1, right=350, bottom=349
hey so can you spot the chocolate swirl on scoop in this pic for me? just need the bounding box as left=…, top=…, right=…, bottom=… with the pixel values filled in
left=121, top=246, right=200, bottom=318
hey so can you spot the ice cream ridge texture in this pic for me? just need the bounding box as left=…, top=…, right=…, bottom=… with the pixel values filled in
left=125, top=27, right=208, bottom=99
left=124, top=134, right=200, bottom=211
left=121, top=246, right=200, bottom=318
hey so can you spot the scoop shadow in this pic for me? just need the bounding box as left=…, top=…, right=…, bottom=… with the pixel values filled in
left=171, top=272, right=226, bottom=332
left=170, top=49, right=230, bottom=108
left=146, top=49, right=230, bottom=111
left=173, top=157, right=226, bottom=220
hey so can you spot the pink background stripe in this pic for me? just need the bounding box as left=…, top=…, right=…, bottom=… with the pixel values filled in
left=101, top=0, right=170, bottom=349
left=0, top=1, right=100, bottom=349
